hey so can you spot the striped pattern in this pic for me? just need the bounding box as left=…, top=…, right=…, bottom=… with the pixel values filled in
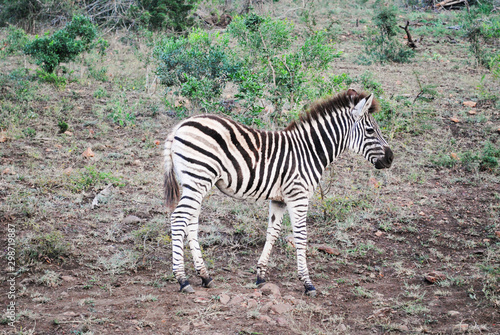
left=164, top=89, right=393, bottom=295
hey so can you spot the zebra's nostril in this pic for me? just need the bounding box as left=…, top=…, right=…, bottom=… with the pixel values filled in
left=385, top=147, right=394, bottom=165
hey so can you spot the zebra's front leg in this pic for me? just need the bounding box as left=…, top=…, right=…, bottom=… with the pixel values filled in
left=256, top=200, right=287, bottom=285
left=288, top=200, right=316, bottom=296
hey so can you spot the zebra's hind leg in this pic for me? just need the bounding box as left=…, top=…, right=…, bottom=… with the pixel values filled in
left=256, top=200, right=286, bottom=285
left=288, top=200, right=316, bottom=297
left=171, top=188, right=209, bottom=293
left=187, top=216, right=213, bottom=288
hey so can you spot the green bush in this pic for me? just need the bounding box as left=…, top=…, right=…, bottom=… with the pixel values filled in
left=154, top=28, right=243, bottom=112
left=1, top=25, right=29, bottom=54
left=139, top=0, right=198, bottom=31
left=461, top=5, right=500, bottom=67
left=360, top=6, right=415, bottom=64
left=24, top=15, right=100, bottom=73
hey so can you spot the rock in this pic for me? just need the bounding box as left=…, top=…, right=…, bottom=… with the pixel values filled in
left=82, top=147, right=94, bottom=158
left=453, top=324, right=469, bottom=332
left=61, top=276, right=76, bottom=282
left=424, top=271, right=447, bottom=284
left=229, top=295, right=244, bottom=306
left=271, top=303, right=293, bottom=315
left=276, top=317, right=288, bottom=327
left=314, top=244, right=341, bottom=255
left=219, top=293, right=230, bottom=305
left=63, top=167, right=73, bottom=175
left=247, top=299, right=258, bottom=309
left=495, top=231, right=500, bottom=238
left=463, top=101, right=477, bottom=108
left=132, top=159, right=141, bottom=166
left=122, top=215, right=142, bottom=225
left=251, top=290, right=262, bottom=299
left=285, top=234, right=295, bottom=248
left=375, top=230, right=384, bottom=237
left=260, top=301, right=273, bottom=313
left=338, top=324, right=347, bottom=332
left=62, top=311, right=77, bottom=317
left=399, top=325, right=409, bottom=331
left=258, top=315, right=273, bottom=323
left=261, top=283, right=281, bottom=297
left=447, top=311, right=460, bottom=317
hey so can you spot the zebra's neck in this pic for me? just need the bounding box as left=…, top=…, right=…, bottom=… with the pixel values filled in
left=285, top=109, right=353, bottom=180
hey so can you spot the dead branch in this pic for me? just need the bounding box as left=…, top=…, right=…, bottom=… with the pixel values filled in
left=399, top=21, right=417, bottom=49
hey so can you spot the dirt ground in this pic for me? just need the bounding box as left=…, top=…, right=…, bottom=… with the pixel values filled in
left=1, top=2, right=500, bottom=335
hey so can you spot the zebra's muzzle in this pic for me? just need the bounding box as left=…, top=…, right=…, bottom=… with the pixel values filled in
left=374, top=146, right=393, bottom=169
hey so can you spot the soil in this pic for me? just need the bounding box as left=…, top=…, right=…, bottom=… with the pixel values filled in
left=1, top=3, right=499, bottom=335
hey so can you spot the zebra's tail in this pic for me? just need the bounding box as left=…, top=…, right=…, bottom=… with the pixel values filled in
left=164, top=131, right=180, bottom=212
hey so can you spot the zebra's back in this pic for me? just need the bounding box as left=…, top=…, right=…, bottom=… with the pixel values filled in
left=169, top=114, right=296, bottom=202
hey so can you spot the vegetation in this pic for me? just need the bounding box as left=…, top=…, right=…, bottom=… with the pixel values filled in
left=0, top=0, right=499, bottom=333
left=359, top=5, right=415, bottom=64
left=24, top=15, right=102, bottom=74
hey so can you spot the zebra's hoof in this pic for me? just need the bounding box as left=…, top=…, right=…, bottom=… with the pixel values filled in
left=256, top=277, right=266, bottom=286
left=201, top=277, right=214, bottom=288
left=305, top=288, right=317, bottom=297
left=304, top=284, right=317, bottom=297
left=180, top=283, right=195, bottom=294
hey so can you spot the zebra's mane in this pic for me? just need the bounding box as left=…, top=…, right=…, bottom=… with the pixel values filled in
left=285, top=91, right=380, bottom=131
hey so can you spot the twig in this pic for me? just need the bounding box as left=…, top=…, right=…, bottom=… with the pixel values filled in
left=399, top=21, right=417, bottom=49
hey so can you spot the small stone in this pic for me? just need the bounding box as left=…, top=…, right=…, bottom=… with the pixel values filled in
left=258, top=315, right=273, bottom=323
left=63, top=167, right=73, bottom=175
left=133, top=159, right=141, bottom=166
left=453, top=324, right=469, bottom=332
left=399, top=325, right=409, bottom=331
left=122, top=215, right=142, bottom=225
left=276, top=317, right=288, bottom=327
left=219, top=293, right=230, bottom=305
left=447, top=311, right=460, bottom=317
left=463, top=101, right=477, bottom=108
left=450, top=117, right=460, bottom=123
left=495, top=231, right=500, bottom=238
left=271, top=303, right=293, bottom=315
left=251, top=290, right=262, bottom=299
left=285, top=234, right=295, bottom=248
left=62, top=311, right=77, bottom=317
left=425, top=271, right=446, bottom=284
left=261, top=283, right=281, bottom=297
left=468, top=109, right=476, bottom=115
left=315, top=244, right=341, bottom=255
left=61, top=276, right=76, bottom=282
left=338, top=324, right=347, bottom=332
left=260, top=301, right=273, bottom=313
left=82, top=147, right=94, bottom=158
left=375, top=230, right=383, bottom=237
left=247, top=299, right=258, bottom=309
left=229, top=295, right=244, bottom=306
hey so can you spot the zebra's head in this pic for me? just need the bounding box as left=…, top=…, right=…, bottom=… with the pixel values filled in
left=348, top=91, right=393, bottom=169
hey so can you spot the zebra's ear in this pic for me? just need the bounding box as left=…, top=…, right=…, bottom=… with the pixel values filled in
left=352, top=94, right=374, bottom=121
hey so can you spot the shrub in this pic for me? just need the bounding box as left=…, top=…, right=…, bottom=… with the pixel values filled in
left=461, top=4, right=500, bottom=68
left=139, top=0, right=199, bottom=31
left=1, top=25, right=29, bottom=54
left=228, top=14, right=339, bottom=116
left=360, top=6, right=415, bottom=64
left=24, top=15, right=100, bottom=73
left=154, top=28, right=243, bottom=112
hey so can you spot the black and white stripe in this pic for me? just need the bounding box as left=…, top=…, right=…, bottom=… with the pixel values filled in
left=164, top=89, right=393, bottom=295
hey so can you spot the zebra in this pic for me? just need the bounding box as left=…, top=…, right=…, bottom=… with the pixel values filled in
left=163, top=89, right=393, bottom=296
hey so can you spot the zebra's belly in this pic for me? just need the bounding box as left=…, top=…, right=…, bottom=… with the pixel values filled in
left=215, top=179, right=284, bottom=202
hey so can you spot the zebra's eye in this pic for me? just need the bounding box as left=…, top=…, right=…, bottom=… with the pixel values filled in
left=366, top=128, right=375, bottom=135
